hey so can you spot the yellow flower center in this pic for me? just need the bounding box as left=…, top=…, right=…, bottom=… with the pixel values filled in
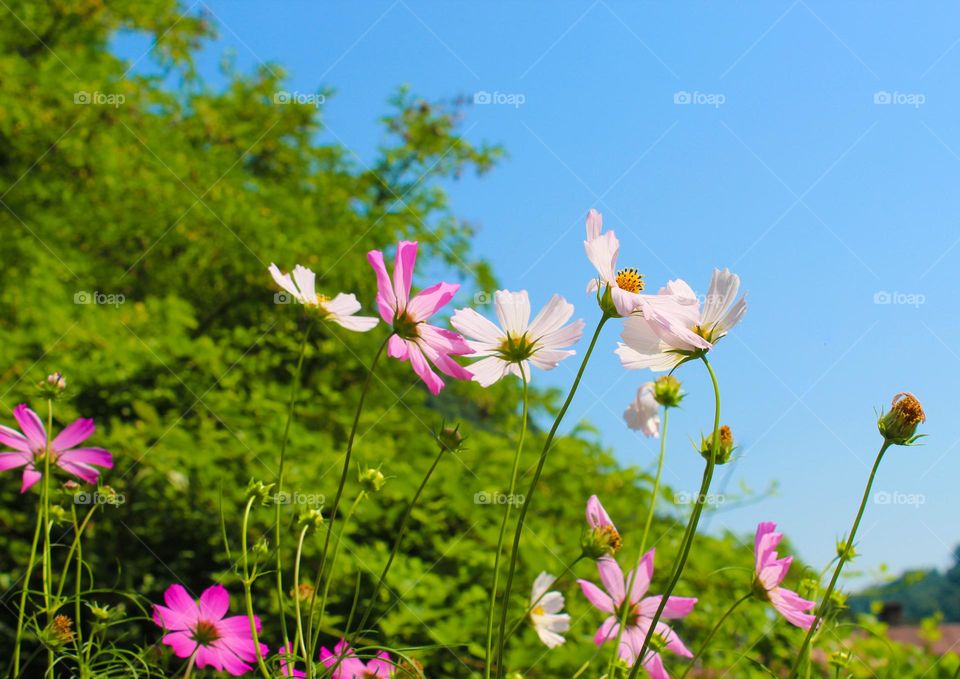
left=532, top=605, right=545, bottom=617
left=615, top=267, right=644, bottom=294
left=315, top=293, right=330, bottom=304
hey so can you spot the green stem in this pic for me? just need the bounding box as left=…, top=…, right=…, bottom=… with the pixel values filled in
left=628, top=354, right=721, bottom=679
left=788, top=440, right=893, bottom=679
left=183, top=652, right=196, bottom=679
left=680, top=592, right=752, bottom=678
left=71, top=504, right=85, bottom=675
left=494, top=314, right=610, bottom=678
left=292, top=524, right=310, bottom=673
left=607, top=406, right=671, bottom=677
left=12, top=481, right=45, bottom=675
left=240, top=496, right=271, bottom=679
left=55, top=506, right=97, bottom=600
left=316, top=492, right=365, bottom=633
left=349, top=441, right=447, bottom=641
left=274, top=322, right=313, bottom=650
left=484, top=371, right=529, bottom=679
left=42, top=399, right=54, bottom=670
left=307, top=335, right=388, bottom=654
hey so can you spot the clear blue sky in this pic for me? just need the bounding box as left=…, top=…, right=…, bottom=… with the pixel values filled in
left=116, top=1, right=960, bottom=586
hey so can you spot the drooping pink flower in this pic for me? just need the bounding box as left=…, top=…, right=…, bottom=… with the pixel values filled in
left=581, top=495, right=622, bottom=559
left=152, top=583, right=268, bottom=676
left=754, top=522, right=816, bottom=629
left=367, top=241, right=472, bottom=395
left=320, top=640, right=393, bottom=678
left=0, top=404, right=113, bottom=493
left=578, top=550, right=696, bottom=677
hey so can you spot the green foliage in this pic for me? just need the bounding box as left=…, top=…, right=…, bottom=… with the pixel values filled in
left=0, top=1, right=949, bottom=677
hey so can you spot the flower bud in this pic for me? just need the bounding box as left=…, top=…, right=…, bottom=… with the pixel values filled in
left=49, top=505, right=71, bottom=525
left=298, top=508, right=324, bottom=529
left=878, top=392, right=926, bottom=445
left=437, top=422, right=466, bottom=453
left=836, top=537, right=857, bottom=561
left=253, top=536, right=270, bottom=557
left=87, top=601, right=112, bottom=621
left=245, top=479, right=275, bottom=506
left=358, top=467, right=386, bottom=493
left=652, top=375, right=684, bottom=408
left=42, top=615, right=74, bottom=648
left=290, top=582, right=315, bottom=603
left=38, top=371, right=67, bottom=398
left=829, top=650, right=852, bottom=669
left=699, top=425, right=735, bottom=464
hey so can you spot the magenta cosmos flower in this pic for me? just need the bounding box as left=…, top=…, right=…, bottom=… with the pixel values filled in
left=579, top=550, right=696, bottom=678
left=0, top=404, right=113, bottom=493
left=368, top=240, right=472, bottom=395
left=582, top=495, right=623, bottom=559
left=754, top=522, right=816, bottom=629
left=153, top=583, right=268, bottom=676
left=320, top=640, right=394, bottom=678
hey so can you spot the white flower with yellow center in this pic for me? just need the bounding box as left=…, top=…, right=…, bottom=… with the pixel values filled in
left=529, top=572, right=571, bottom=649
left=269, top=263, right=378, bottom=332
left=451, top=290, right=584, bottom=387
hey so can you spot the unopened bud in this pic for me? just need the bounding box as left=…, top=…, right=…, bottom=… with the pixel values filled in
left=245, top=479, right=275, bottom=506
left=290, top=582, right=315, bottom=602
left=653, top=375, right=684, bottom=408
left=699, top=425, right=735, bottom=464
left=359, top=467, right=386, bottom=493
left=38, top=371, right=67, bottom=398
left=829, top=650, right=852, bottom=669
left=437, top=423, right=465, bottom=453
left=43, top=615, right=74, bottom=647
left=298, top=508, right=324, bottom=529
left=878, top=392, right=926, bottom=445
left=253, top=537, right=269, bottom=557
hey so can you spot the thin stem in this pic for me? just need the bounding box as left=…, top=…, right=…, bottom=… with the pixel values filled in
left=607, top=407, right=671, bottom=677
left=274, top=322, right=313, bottom=649
left=349, top=442, right=447, bottom=641
left=788, top=440, right=893, bottom=678
left=307, top=335, right=388, bottom=653
left=240, top=497, right=271, bottom=679
left=494, top=314, right=610, bottom=678
left=680, top=592, right=752, bottom=678
left=292, top=524, right=310, bottom=672
left=628, top=355, right=721, bottom=679
left=484, top=371, right=529, bottom=679
left=12, top=482, right=45, bottom=675
left=42, top=399, right=54, bottom=670
left=183, top=652, right=196, bottom=679
left=55, top=506, right=97, bottom=600
left=71, top=504, right=85, bottom=674
left=316, top=492, right=366, bottom=633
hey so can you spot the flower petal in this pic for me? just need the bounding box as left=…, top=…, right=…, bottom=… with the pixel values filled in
left=578, top=579, right=615, bottom=614
left=393, top=240, right=418, bottom=310
left=199, top=584, right=230, bottom=621
left=268, top=264, right=303, bottom=302
left=451, top=307, right=504, bottom=346
left=52, top=418, right=95, bottom=451
left=0, top=425, right=30, bottom=452
left=291, top=265, right=317, bottom=302
left=13, top=405, right=46, bottom=450
left=367, top=249, right=397, bottom=323
left=628, top=549, right=656, bottom=605
left=406, top=282, right=460, bottom=322
left=597, top=556, right=626, bottom=606
left=493, top=290, right=531, bottom=337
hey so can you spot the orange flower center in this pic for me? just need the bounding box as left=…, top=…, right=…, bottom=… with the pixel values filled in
left=615, top=267, right=644, bottom=294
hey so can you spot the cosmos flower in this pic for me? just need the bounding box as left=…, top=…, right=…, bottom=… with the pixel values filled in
left=152, top=583, right=268, bottom=676
left=0, top=404, right=113, bottom=493
left=451, top=290, right=584, bottom=387
left=269, top=263, right=378, bottom=332
left=319, top=640, right=393, bottom=678
left=578, top=551, right=696, bottom=678
left=583, top=209, right=647, bottom=317
left=582, top=495, right=623, bottom=559
left=624, top=382, right=660, bottom=438
left=529, top=572, right=571, bottom=648
left=753, top=522, right=816, bottom=629
left=368, top=241, right=473, bottom=395
left=617, top=269, right=746, bottom=372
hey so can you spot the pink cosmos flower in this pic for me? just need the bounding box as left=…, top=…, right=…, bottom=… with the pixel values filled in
left=367, top=240, right=472, bottom=395
left=578, top=550, right=696, bottom=678
left=152, top=583, right=268, bottom=676
left=0, top=404, right=113, bottom=493
left=582, top=495, right=622, bottom=560
left=754, top=522, right=816, bottom=629
left=320, top=640, right=393, bottom=678
left=269, top=263, right=379, bottom=332
left=624, top=382, right=660, bottom=438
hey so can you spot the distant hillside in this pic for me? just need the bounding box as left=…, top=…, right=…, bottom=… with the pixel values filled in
left=850, top=546, right=960, bottom=623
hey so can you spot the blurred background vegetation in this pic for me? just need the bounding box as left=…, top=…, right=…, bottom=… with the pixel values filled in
left=0, top=1, right=955, bottom=676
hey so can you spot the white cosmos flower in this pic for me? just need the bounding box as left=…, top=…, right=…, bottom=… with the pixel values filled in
left=450, top=290, right=584, bottom=387
left=584, top=209, right=648, bottom=317
left=269, top=263, right=379, bottom=332
left=624, top=382, right=660, bottom=438
left=530, top=572, right=571, bottom=649
left=616, top=268, right=747, bottom=372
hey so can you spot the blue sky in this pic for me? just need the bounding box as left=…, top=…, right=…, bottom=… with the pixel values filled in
left=116, top=1, right=960, bottom=586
